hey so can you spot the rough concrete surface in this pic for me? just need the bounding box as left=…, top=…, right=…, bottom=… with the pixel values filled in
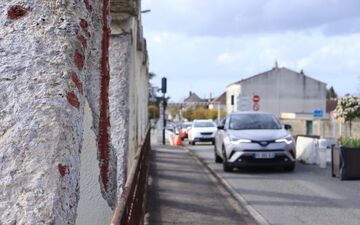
left=0, top=0, right=101, bottom=224
left=147, top=145, right=255, bottom=225
left=109, top=33, right=132, bottom=207
left=76, top=102, right=113, bottom=225
left=1, top=0, right=149, bottom=224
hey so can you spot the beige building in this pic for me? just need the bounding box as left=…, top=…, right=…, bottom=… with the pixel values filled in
left=226, top=66, right=327, bottom=118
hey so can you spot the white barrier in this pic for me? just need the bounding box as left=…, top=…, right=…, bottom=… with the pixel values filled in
left=296, top=136, right=318, bottom=164
left=296, top=136, right=336, bottom=167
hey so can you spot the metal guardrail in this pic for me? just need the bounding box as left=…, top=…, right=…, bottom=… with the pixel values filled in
left=110, top=128, right=151, bottom=225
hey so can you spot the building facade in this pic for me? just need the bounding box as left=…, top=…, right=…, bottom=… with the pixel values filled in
left=226, top=67, right=327, bottom=117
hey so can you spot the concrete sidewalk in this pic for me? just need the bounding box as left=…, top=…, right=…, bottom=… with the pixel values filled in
left=146, top=144, right=256, bottom=225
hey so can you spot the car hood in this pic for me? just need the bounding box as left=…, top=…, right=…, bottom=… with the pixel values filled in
left=228, top=129, right=290, bottom=141
left=192, top=127, right=217, bottom=133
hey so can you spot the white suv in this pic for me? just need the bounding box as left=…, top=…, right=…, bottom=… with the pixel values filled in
left=188, top=119, right=217, bottom=145
left=214, top=112, right=296, bottom=172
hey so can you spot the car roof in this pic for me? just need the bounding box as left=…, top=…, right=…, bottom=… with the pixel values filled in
left=183, top=122, right=192, bottom=124
left=229, top=111, right=274, bottom=116
left=193, top=119, right=214, bottom=122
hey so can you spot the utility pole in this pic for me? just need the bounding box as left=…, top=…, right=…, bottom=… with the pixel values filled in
left=161, top=77, right=167, bottom=145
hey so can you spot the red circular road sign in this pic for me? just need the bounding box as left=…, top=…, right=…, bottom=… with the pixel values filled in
left=253, top=95, right=260, bottom=103
left=253, top=103, right=260, bottom=111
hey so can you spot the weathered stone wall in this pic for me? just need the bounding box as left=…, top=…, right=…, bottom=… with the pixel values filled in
left=0, top=0, right=149, bottom=224
left=0, top=0, right=104, bottom=224
left=107, top=1, right=149, bottom=208
left=281, top=119, right=360, bottom=139
left=76, top=102, right=113, bottom=225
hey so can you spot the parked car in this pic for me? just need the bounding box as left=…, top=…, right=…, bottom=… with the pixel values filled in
left=188, top=120, right=217, bottom=145
left=180, top=122, right=192, bottom=140
left=214, top=112, right=296, bottom=172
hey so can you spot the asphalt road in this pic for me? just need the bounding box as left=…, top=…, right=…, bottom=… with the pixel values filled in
left=187, top=143, right=360, bottom=225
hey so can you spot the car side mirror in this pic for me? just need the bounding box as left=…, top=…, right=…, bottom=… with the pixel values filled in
left=284, top=124, right=292, bottom=130
left=217, top=125, right=224, bottom=130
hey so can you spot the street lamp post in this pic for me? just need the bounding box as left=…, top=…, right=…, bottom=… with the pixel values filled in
left=161, top=77, right=167, bottom=145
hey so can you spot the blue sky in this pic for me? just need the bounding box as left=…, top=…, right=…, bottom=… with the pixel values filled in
left=142, top=0, right=360, bottom=102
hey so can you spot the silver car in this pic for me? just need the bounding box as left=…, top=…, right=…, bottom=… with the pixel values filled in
left=214, top=112, right=296, bottom=172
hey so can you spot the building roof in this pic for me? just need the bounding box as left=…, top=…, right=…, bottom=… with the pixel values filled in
left=326, top=99, right=338, bottom=113
left=184, top=91, right=205, bottom=103
left=211, top=92, right=226, bottom=105
left=228, top=66, right=326, bottom=87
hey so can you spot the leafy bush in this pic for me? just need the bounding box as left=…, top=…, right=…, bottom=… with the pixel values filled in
left=339, top=137, right=360, bottom=148
left=335, top=95, right=360, bottom=122
left=335, top=95, right=360, bottom=136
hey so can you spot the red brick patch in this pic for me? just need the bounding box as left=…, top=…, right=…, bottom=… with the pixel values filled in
left=58, top=164, right=69, bottom=177
left=83, top=0, right=93, bottom=13
left=77, top=34, right=88, bottom=49
left=66, top=92, right=80, bottom=109
left=7, top=5, right=27, bottom=20
left=73, top=49, right=84, bottom=70
left=80, top=19, right=88, bottom=29
left=80, top=19, right=91, bottom=37
left=71, top=72, right=83, bottom=94
left=99, top=0, right=111, bottom=193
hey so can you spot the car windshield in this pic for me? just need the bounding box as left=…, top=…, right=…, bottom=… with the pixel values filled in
left=194, top=121, right=215, bottom=128
left=182, top=123, right=192, bottom=128
left=229, top=114, right=281, bottom=130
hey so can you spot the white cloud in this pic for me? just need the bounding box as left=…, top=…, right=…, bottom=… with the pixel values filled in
left=142, top=0, right=360, bottom=36
left=142, top=1, right=360, bottom=101
left=217, top=52, right=243, bottom=64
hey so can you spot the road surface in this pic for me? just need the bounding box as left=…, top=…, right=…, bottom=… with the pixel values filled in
left=187, top=143, right=360, bottom=225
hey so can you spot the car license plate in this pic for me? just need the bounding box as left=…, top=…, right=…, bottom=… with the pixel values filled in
left=254, top=152, right=275, bottom=159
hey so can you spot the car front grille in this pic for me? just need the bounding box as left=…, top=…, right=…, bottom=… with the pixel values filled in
left=242, top=149, right=285, bottom=152
left=201, top=132, right=213, bottom=135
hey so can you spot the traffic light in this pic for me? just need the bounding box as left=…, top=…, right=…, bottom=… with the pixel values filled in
left=161, top=77, right=167, bottom=94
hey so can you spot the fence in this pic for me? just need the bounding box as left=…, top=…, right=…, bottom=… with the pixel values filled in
left=110, top=128, right=151, bottom=225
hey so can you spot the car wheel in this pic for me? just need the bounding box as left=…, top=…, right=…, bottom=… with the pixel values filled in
left=284, top=164, right=295, bottom=172
left=191, top=141, right=196, bottom=146
left=222, top=146, right=233, bottom=172
left=214, top=144, right=223, bottom=163
left=211, top=140, right=215, bottom=145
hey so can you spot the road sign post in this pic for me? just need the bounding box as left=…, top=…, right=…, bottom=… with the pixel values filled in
left=161, top=77, right=167, bottom=145
left=252, top=95, right=260, bottom=111
left=313, top=109, right=323, bottom=136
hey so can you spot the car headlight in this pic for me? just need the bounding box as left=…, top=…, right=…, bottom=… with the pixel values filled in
left=230, top=136, right=251, bottom=143
left=275, top=135, right=293, bottom=144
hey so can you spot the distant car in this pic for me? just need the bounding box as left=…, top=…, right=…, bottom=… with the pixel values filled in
left=214, top=112, right=296, bottom=172
left=188, top=120, right=217, bottom=145
left=180, top=122, right=192, bottom=139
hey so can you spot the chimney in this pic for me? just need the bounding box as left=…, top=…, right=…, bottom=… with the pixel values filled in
left=273, top=60, right=279, bottom=70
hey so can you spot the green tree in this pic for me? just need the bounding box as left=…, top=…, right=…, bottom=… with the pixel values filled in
left=168, top=105, right=178, bottom=119
left=220, top=111, right=227, bottom=118
left=205, top=109, right=217, bottom=120
left=192, top=107, right=207, bottom=120
left=182, top=108, right=193, bottom=121
left=148, top=105, right=160, bottom=120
